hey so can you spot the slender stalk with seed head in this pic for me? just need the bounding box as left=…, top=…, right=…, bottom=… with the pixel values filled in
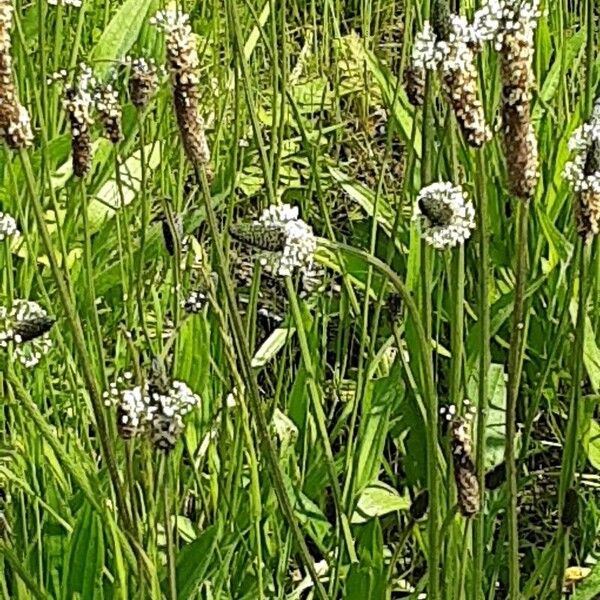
left=151, top=10, right=210, bottom=167
left=505, top=199, right=530, bottom=599
left=472, top=146, right=491, bottom=600
left=17, top=149, right=134, bottom=539
left=498, top=5, right=539, bottom=595
left=555, top=1, right=596, bottom=592
left=421, top=56, right=441, bottom=598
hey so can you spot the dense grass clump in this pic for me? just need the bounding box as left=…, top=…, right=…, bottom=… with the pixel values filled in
left=1, top=0, right=600, bottom=598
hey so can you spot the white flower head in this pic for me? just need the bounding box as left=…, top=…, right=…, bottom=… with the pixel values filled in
left=564, top=99, right=600, bottom=195
left=0, top=211, right=19, bottom=241
left=148, top=379, right=201, bottom=450
left=62, top=64, right=95, bottom=126
left=442, top=24, right=474, bottom=73
left=0, top=300, right=54, bottom=366
left=411, top=0, right=541, bottom=69
left=256, top=204, right=317, bottom=277
left=411, top=22, right=447, bottom=71
left=410, top=5, right=499, bottom=73
left=47, top=0, right=82, bottom=7
left=494, top=0, right=541, bottom=50
left=413, top=182, right=475, bottom=249
left=150, top=9, right=190, bottom=33
left=106, top=374, right=201, bottom=450
left=182, top=288, right=207, bottom=314
left=470, top=0, right=505, bottom=46
left=150, top=9, right=199, bottom=75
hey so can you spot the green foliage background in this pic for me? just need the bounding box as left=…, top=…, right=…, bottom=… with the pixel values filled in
left=1, top=0, right=600, bottom=598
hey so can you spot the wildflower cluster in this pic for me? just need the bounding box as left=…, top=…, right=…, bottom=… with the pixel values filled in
left=0, top=300, right=55, bottom=368
left=410, top=1, right=501, bottom=145
left=0, top=211, right=19, bottom=242
left=0, top=0, right=33, bottom=149
left=151, top=10, right=210, bottom=166
left=104, top=367, right=201, bottom=451
left=499, top=0, right=541, bottom=199
left=232, top=204, right=317, bottom=278
left=564, top=100, right=600, bottom=242
left=413, top=182, right=475, bottom=250
left=409, top=0, right=541, bottom=154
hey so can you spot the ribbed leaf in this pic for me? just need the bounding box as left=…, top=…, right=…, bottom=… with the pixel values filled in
left=169, top=524, right=219, bottom=599
left=90, top=0, right=157, bottom=79
left=63, top=503, right=105, bottom=600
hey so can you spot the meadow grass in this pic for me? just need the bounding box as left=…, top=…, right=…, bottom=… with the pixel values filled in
left=0, top=0, right=600, bottom=599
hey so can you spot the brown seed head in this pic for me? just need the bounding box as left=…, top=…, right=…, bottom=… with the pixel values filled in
left=500, top=25, right=539, bottom=199
left=450, top=418, right=481, bottom=518
left=575, top=188, right=600, bottom=243
left=94, top=83, right=123, bottom=144
left=442, top=45, right=491, bottom=148
left=128, top=57, right=159, bottom=109
left=152, top=10, right=210, bottom=166
left=0, top=0, right=33, bottom=149
left=64, top=76, right=94, bottom=177
left=404, top=65, right=425, bottom=107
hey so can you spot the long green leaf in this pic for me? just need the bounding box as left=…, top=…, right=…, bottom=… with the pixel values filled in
left=170, top=524, right=219, bottom=599
left=90, top=0, right=157, bottom=79
left=63, top=504, right=105, bottom=600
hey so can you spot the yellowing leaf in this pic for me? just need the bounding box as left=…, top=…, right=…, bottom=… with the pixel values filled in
left=251, top=327, right=295, bottom=367
left=565, top=566, right=591, bottom=585
left=351, top=481, right=409, bottom=524
left=89, top=144, right=161, bottom=230
left=584, top=419, right=600, bottom=471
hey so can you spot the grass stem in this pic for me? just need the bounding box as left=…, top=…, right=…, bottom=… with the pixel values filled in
left=505, top=199, right=530, bottom=599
